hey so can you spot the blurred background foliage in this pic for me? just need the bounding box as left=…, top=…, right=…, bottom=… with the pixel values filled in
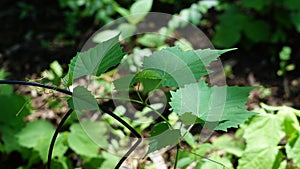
left=1, top=0, right=300, bottom=168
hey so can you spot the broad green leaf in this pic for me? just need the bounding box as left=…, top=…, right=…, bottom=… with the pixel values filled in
left=83, top=157, right=104, bottom=169
left=278, top=109, right=300, bottom=136
left=133, top=69, right=163, bottom=92
left=212, top=134, right=245, bottom=157
left=237, top=146, right=279, bottom=169
left=212, top=6, right=250, bottom=47
left=286, top=131, right=300, bottom=167
left=34, top=133, right=68, bottom=163
left=73, top=86, right=99, bottom=111
left=143, top=46, right=209, bottom=87
left=0, top=94, right=30, bottom=128
left=147, top=123, right=181, bottom=154
left=1, top=126, right=23, bottom=153
left=68, top=122, right=100, bottom=157
left=195, top=48, right=237, bottom=67
left=81, top=120, right=109, bottom=148
left=16, top=119, right=54, bottom=148
left=242, top=113, right=285, bottom=148
left=150, top=122, right=169, bottom=137
left=212, top=24, right=241, bottom=48
left=100, top=151, right=120, bottom=169
left=170, top=80, right=256, bottom=131
left=128, top=0, right=153, bottom=24
left=0, top=84, right=13, bottom=95
left=180, top=112, right=202, bottom=125
left=62, top=34, right=125, bottom=86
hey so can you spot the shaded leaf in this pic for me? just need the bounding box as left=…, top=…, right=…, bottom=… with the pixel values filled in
left=147, top=123, right=181, bottom=154
left=73, top=86, right=99, bottom=111
left=62, top=34, right=125, bottom=86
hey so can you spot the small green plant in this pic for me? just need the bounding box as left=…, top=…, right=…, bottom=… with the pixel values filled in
left=0, top=34, right=256, bottom=168
left=277, top=46, right=295, bottom=97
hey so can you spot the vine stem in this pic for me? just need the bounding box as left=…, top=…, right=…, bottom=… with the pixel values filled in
left=0, top=80, right=142, bottom=169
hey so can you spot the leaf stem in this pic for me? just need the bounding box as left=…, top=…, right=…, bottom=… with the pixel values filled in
left=174, top=144, right=180, bottom=169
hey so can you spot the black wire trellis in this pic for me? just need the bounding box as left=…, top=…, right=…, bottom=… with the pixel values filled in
left=0, top=80, right=142, bottom=169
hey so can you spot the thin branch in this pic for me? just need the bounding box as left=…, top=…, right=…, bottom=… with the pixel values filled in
left=0, top=80, right=72, bottom=95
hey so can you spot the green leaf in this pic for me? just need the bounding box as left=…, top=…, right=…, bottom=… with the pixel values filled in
left=170, top=80, right=256, bottom=131
left=143, top=46, right=209, bottom=87
left=0, top=84, right=13, bottom=95
left=113, top=74, right=135, bottom=91
left=73, top=86, right=99, bottom=111
left=34, top=133, right=68, bottom=163
left=150, top=122, right=169, bottom=136
left=180, top=112, right=202, bottom=125
left=81, top=120, right=109, bottom=148
left=195, top=48, right=237, bottom=67
left=212, top=134, right=245, bottom=157
left=243, top=20, right=271, bottom=43
left=237, top=146, right=279, bottom=169
left=93, top=30, right=120, bottom=43
left=16, top=119, right=54, bottom=148
left=117, top=23, right=137, bottom=40
left=212, top=6, right=250, bottom=47
left=200, top=152, right=233, bottom=169
left=147, top=122, right=181, bottom=154
left=68, top=122, right=100, bottom=157
left=100, top=151, right=120, bottom=168
left=133, top=69, right=163, bottom=92
left=128, top=0, right=153, bottom=24
left=277, top=108, right=300, bottom=137
left=147, top=129, right=181, bottom=154
left=212, top=24, right=241, bottom=48
left=242, top=113, right=285, bottom=148
left=62, top=34, right=126, bottom=86
left=0, top=94, right=30, bottom=128
left=286, top=131, right=300, bottom=167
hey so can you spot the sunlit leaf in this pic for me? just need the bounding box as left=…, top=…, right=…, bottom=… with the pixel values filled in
left=16, top=120, right=54, bottom=148
left=170, top=80, right=256, bottom=131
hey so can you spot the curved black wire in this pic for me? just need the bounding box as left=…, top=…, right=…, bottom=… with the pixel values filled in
left=47, top=109, right=73, bottom=169
left=0, top=80, right=72, bottom=95
left=99, top=105, right=142, bottom=168
left=0, top=80, right=142, bottom=169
